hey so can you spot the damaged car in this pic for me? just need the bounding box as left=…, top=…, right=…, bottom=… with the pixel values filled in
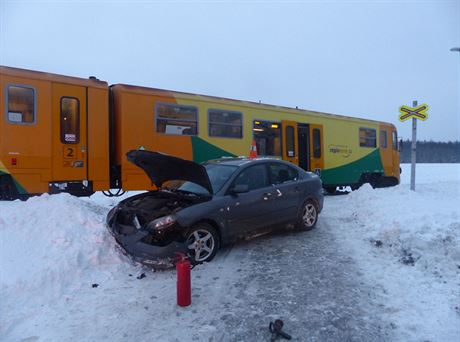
left=106, top=150, right=323, bottom=266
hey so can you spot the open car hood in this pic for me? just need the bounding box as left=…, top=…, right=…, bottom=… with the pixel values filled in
left=127, top=150, right=213, bottom=194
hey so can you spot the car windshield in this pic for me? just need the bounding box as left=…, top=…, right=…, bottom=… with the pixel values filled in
left=162, top=164, right=238, bottom=195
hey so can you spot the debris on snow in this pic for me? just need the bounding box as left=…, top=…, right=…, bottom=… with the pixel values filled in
left=370, top=239, right=383, bottom=247
left=399, top=249, right=416, bottom=266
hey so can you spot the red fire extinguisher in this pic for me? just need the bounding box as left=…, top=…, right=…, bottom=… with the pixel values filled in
left=176, top=253, right=191, bottom=307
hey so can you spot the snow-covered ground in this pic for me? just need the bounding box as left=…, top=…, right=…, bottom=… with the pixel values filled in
left=1, top=164, right=459, bottom=341
left=325, top=164, right=460, bottom=341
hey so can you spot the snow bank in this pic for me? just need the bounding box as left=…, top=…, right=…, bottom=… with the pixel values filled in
left=334, top=183, right=459, bottom=279
left=0, top=193, right=135, bottom=309
left=324, top=164, right=460, bottom=341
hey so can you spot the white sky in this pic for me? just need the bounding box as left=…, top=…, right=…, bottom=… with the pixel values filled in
left=1, top=0, right=459, bottom=142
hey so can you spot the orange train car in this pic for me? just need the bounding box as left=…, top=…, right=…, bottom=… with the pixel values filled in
left=0, top=66, right=400, bottom=200
left=0, top=66, right=110, bottom=198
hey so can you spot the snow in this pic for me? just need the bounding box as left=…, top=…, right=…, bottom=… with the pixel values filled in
left=324, top=163, right=460, bottom=341
left=1, top=163, right=459, bottom=341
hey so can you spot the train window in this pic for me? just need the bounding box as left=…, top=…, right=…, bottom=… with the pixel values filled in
left=253, top=120, right=281, bottom=156
left=392, top=130, right=398, bottom=150
left=380, top=130, right=388, bottom=148
left=208, top=109, right=242, bottom=138
left=6, top=85, right=36, bottom=124
left=313, top=128, right=321, bottom=158
left=156, top=103, right=198, bottom=135
left=359, top=128, right=376, bottom=148
left=60, top=97, right=80, bottom=144
left=286, top=126, right=295, bottom=156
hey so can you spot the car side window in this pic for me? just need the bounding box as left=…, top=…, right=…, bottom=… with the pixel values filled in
left=268, top=163, right=298, bottom=185
left=232, top=164, right=269, bottom=191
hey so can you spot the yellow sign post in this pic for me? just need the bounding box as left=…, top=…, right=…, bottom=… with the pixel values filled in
left=399, top=101, right=429, bottom=191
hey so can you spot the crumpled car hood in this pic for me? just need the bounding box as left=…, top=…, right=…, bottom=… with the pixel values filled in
left=127, top=150, right=213, bottom=194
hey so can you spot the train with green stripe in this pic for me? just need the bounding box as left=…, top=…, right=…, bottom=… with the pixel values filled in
left=0, top=66, right=400, bottom=199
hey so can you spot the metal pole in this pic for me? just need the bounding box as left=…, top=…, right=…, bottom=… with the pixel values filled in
left=410, top=100, right=417, bottom=191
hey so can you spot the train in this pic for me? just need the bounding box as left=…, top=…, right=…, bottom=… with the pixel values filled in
left=0, top=65, right=400, bottom=200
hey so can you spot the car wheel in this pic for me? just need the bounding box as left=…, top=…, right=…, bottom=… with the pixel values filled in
left=296, top=199, right=318, bottom=231
left=185, top=224, right=219, bottom=264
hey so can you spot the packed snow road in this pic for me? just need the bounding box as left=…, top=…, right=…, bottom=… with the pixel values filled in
left=203, top=223, right=392, bottom=341
left=1, top=164, right=459, bottom=341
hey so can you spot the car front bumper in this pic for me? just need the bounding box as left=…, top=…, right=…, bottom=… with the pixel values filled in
left=106, top=219, right=188, bottom=268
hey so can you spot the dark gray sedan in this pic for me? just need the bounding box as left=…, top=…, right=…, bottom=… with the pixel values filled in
left=106, top=150, right=323, bottom=266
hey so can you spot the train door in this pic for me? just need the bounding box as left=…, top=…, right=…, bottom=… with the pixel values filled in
left=297, top=124, right=310, bottom=171
left=391, top=128, right=400, bottom=177
left=51, top=83, right=87, bottom=182
left=310, top=124, right=324, bottom=175
left=282, top=120, right=299, bottom=165
left=379, top=125, right=392, bottom=177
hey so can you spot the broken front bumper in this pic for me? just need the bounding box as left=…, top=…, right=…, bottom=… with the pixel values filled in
left=106, top=211, right=187, bottom=267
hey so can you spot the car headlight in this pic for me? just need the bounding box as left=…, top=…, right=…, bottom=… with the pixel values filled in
left=146, top=215, right=176, bottom=232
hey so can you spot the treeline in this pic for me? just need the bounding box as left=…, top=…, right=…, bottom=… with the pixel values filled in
left=400, top=140, right=460, bottom=163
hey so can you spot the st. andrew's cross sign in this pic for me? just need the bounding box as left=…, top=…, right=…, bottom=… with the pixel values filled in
left=399, top=101, right=429, bottom=191
left=399, top=104, right=429, bottom=122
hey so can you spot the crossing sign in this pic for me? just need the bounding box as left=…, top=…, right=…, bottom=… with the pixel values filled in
left=399, top=100, right=428, bottom=192
left=399, top=104, right=429, bottom=122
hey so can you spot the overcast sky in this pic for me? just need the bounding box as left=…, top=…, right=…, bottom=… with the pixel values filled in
left=1, top=0, right=459, bottom=141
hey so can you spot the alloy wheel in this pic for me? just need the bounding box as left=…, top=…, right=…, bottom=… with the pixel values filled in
left=186, top=229, right=216, bottom=262
left=302, top=203, right=317, bottom=227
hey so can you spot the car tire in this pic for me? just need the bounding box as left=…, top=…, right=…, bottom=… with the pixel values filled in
left=296, top=199, right=319, bottom=231
left=185, top=223, right=219, bottom=264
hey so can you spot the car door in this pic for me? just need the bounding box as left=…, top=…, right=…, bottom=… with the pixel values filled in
left=223, top=163, right=276, bottom=237
left=268, top=162, right=302, bottom=224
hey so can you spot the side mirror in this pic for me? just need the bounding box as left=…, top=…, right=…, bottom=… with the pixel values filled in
left=230, top=184, right=249, bottom=194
